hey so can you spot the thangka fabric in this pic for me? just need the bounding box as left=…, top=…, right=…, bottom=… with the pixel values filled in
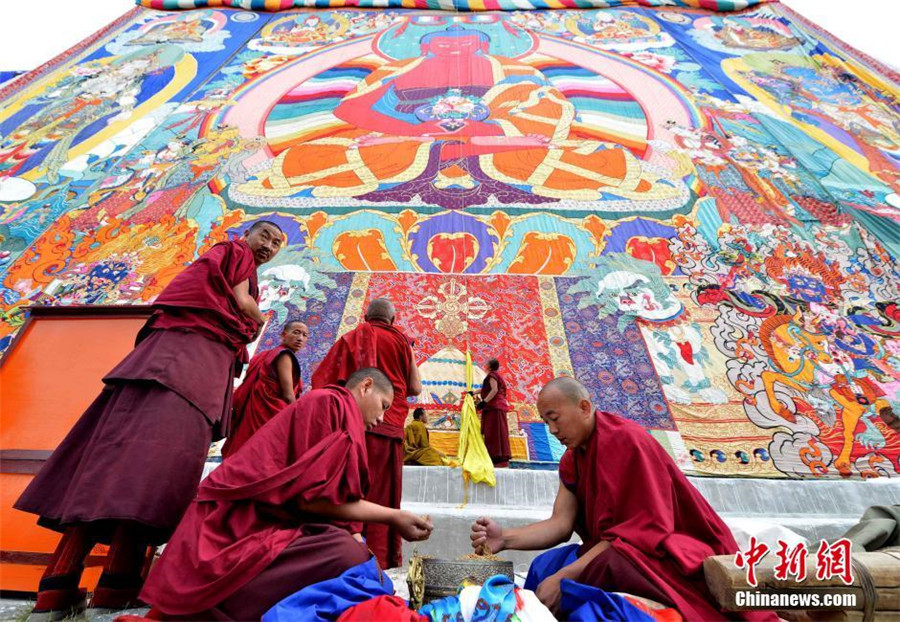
left=1, top=1, right=898, bottom=479
left=137, top=1, right=769, bottom=12
left=0, top=72, right=26, bottom=88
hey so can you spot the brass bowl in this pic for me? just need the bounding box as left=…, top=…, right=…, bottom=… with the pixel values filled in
left=418, top=558, right=514, bottom=604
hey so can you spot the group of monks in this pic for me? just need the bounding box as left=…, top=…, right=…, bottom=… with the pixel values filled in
left=17, top=221, right=775, bottom=621
left=403, top=359, right=511, bottom=469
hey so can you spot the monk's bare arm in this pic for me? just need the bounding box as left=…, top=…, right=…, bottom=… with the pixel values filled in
left=298, top=499, right=432, bottom=541
left=233, top=279, right=266, bottom=326
left=407, top=346, right=423, bottom=396
left=275, top=353, right=297, bottom=403
left=299, top=499, right=395, bottom=524
left=471, top=483, right=576, bottom=552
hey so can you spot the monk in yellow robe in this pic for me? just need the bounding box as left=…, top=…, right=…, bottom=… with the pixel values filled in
left=240, top=26, right=680, bottom=204
left=404, top=408, right=449, bottom=466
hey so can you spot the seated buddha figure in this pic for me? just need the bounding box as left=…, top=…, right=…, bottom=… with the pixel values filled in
left=240, top=26, right=680, bottom=207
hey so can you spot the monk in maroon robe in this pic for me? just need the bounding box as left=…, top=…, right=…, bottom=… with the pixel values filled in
left=221, top=320, right=309, bottom=457
left=470, top=377, right=777, bottom=621
left=138, top=369, right=433, bottom=620
left=478, top=358, right=512, bottom=468
left=311, top=297, right=422, bottom=570
left=15, top=221, right=284, bottom=618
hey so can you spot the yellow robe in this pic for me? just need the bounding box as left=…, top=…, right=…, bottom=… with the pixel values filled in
left=403, top=420, right=447, bottom=466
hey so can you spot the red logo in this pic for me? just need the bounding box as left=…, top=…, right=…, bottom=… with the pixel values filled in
left=736, top=538, right=854, bottom=588
left=773, top=541, right=808, bottom=582
left=815, top=538, right=854, bottom=585
left=735, top=537, right=770, bottom=587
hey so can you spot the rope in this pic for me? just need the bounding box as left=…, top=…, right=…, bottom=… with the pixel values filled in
left=407, top=554, right=426, bottom=611
left=851, top=557, right=878, bottom=622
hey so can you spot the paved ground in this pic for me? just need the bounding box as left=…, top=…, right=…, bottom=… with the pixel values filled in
left=0, top=599, right=151, bottom=622
left=0, top=576, right=412, bottom=622
left=0, top=600, right=30, bottom=622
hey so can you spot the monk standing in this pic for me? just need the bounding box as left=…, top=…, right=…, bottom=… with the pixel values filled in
left=311, top=298, right=422, bottom=569
left=470, top=377, right=777, bottom=621
left=139, top=369, right=433, bottom=620
left=222, top=320, right=309, bottom=457
left=478, top=358, right=511, bottom=468
left=404, top=408, right=448, bottom=466
left=15, top=221, right=284, bottom=617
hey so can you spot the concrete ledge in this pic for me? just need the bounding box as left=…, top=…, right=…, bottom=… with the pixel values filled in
left=402, top=466, right=900, bottom=516
left=399, top=502, right=570, bottom=574
left=199, top=463, right=900, bottom=569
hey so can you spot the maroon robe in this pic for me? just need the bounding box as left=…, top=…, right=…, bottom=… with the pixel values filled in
left=561, top=411, right=776, bottom=621
left=221, top=346, right=302, bottom=458
left=311, top=318, right=416, bottom=569
left=145, top=239, right=260, bottom=368
left=140, top=387, right=370, bottom=617
left=14, top=239, right=259, bottom=545
left=480, top=371, right=511, bottom=466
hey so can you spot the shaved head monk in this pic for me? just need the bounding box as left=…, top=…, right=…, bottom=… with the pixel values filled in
left=15, top=221, right=284, bottom=618
left=222, top=319, right=309, bottom=457
left=311, top=297, right=422, bottom=569
left=470, top=377, right=777, bottom=621
left=139, top=368, right=433, bottom=621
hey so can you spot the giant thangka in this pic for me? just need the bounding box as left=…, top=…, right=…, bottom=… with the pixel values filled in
left=1, top=0, right=898, bottom=479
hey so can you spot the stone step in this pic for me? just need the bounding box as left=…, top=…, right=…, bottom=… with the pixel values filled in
left=397, top=466, right=900, bottom=570
left=398, top=503, right=864, bottom=574
left=402, top=466, right=900, bottom=516
left=200, top=463, right=900, bottom=569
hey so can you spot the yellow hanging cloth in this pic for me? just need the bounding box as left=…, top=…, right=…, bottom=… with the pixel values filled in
left=457, top=350, right=495, bottom=506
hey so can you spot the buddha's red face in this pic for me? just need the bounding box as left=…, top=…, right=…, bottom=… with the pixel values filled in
left=422, top=34, right=487, bottom=58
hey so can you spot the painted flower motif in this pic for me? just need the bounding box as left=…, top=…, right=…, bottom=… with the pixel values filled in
left=622, top=379, right=639, bottom=394
left=416, top=89, right=490, bottom=122
left=597, top=370, right=615, bottom=384
left=624, top=51, right=676, bottom=73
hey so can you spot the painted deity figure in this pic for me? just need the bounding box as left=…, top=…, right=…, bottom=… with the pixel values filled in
left=128, top=13, right=211, bottom=45
left=571, top=254, right=728, bottom=406
left=746, top=59, right=900, bottom=192
left=0, top=47, right=176, bottom=184
left=668, top=123, right=799, bottom=225
left=758, top=305, right=896, bottom=477
left=240, top=26, right=680, bottom=209
left=580, top=12, right=653, bottom=41
left=269, top=15, right=336, bottom=46
left=716, top=17, right=798, bottom=51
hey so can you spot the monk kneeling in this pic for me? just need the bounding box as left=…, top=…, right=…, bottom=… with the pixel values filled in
left=404, top=408, right=450, bottom=466
left=140, top=368, right=433, bottom=621
left=470, top=377, right=776, bottom=621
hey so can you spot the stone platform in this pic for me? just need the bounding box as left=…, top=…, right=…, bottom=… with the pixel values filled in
left=399, top=466, right=900, bottom=576
left=4, top=466, right=897, bottom=619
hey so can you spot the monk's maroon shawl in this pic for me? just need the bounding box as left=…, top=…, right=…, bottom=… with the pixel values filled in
left=311, top=319, right=416, bottom=439
left=222, top=346, right=301, bottom=457
left=140, top=386, right=369, bottom=615
left=481, top=371, right=510, bottom=411
left=560, top=411, right=775, bottom=621
left=143, top=238, right=259, bottom=365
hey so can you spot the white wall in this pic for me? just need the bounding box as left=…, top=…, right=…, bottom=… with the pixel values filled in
left=783, top=0, right=899, bottom=68
left=0, top=0, right=131, bottom=72
left=0, top=1, right=898, bottom=71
